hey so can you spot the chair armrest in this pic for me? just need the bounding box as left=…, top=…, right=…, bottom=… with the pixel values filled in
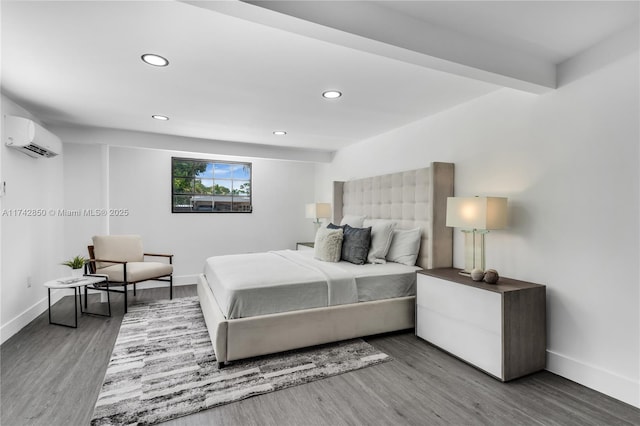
left=89, top=259, right=127, bottom=263
left=90, top=258, right=128, bottom=264
left=85, top=258, right=127, bottom=275
left=144, top=253, right=173, bottom=264
left=84, top=273, right=109, bottom=278
left=144, top=253, right=173, bottom=258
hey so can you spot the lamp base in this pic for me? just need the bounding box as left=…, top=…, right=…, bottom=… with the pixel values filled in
left=462, top=229, right=487, bottom=273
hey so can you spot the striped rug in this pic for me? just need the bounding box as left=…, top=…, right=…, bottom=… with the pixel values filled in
left=91, top=297, right=391, bottom=425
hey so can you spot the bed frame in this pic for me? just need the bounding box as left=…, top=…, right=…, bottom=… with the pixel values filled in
left=197, top=162, right=454, bottom=367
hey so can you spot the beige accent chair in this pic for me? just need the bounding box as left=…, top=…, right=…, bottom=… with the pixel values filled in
left=86, top=235, right=173, bottom=313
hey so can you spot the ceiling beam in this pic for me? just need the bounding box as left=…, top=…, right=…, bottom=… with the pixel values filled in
left=184, top=0, right=555, bottom=94
left=53, top=125, right=334, bottom=163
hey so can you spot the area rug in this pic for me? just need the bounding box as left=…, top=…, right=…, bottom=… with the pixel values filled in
left=91, top=297, right=391, bottom=425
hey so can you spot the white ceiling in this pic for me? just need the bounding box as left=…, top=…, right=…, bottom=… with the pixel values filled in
left=377, top=1, right=639, bottom=64
left=1, top=1, right=637, bottom=153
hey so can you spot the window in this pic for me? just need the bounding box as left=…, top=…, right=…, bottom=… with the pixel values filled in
left=172, top=157, right=252, bottom=213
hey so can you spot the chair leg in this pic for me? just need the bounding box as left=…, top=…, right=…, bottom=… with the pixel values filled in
left=107, top=282, right=111, bottom=317
left=73, top=287, right=78, bottom=328
left=170, top=275, right=173, bottom=300
left=133, top=283, right=136, bottom=296
left=48, top=288, right=52, bottom=324
left=124, top=285, right=128, bottom=314
left=78, top=286, right=84, bottom=315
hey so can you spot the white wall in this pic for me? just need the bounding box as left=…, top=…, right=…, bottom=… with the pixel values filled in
left=317, top=31, right=639, bottom=407
left=63, top=143, right=109, bottom=262
left=106, top=146, right=317, bottom=280
left=1, top=95, right=66, bottom=343
left=58, top=138, right=319, bottom=284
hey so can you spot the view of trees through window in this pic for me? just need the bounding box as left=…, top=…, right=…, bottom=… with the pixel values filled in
left=172, top=157, right=252, bottom=213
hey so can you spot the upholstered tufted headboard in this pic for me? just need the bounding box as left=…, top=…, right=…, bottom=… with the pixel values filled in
left=332, top=162, right=454, bottom=270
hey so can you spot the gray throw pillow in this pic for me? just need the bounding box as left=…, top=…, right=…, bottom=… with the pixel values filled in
left=340, top=224, right=372, bottom=265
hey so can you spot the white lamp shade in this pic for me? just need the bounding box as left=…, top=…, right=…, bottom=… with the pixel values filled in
left=446, top=197, right=508, bottom=230
left=305, top=203, right=331, bottom=219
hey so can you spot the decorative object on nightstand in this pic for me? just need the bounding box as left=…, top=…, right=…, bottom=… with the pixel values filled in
left=305, top=203, right=331, bottom=229
left=483, top=268, right=500, bottom=284
left=446, top=196, right=508, bottom=276
left=470, top=268, right=485, bottom=281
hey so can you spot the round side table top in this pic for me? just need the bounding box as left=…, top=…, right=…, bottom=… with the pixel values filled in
left=43, top=275, right=107, bottom=289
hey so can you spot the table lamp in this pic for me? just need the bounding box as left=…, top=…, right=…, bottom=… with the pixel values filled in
left=305, top=203, right=331, bottom=229
left=446, top=196, right=508, bottom=275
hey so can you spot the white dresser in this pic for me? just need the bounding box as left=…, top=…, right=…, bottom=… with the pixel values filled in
left=416, top=268, right=546, bottom=381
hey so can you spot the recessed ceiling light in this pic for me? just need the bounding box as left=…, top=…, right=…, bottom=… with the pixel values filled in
left=152, top=115, right=169, bottom=121
left=141, top=54, right=169, bottom=67
left=273, top=131, right=287, bottom=136
left=322, top=90, right=342, bottom=99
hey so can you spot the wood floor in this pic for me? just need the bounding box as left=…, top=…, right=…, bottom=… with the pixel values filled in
left=2, top=286, right=639, bottom=426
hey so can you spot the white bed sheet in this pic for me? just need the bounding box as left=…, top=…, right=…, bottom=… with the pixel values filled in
left=204, top=249, right=420, bottom=319
left=297, top=250, right=421, bottom=302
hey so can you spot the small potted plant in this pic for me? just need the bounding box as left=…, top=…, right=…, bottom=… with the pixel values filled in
left=61, top=255, right=87, bottom=277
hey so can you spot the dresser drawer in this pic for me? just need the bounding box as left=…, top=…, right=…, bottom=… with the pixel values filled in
left=416, top=304, right=502, bottom=377
left=416, top=274, right=501, bottom=335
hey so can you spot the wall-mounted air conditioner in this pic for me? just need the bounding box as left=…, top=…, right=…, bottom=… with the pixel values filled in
left=4, top=115, right=62, bottom=158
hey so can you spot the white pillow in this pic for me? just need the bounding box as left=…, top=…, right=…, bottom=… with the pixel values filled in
left=363, top=219, right=397, bottom=264
left=340, top=215, right=366, bottom=228
left=386, top=228, right=422, bottom=266
left=314, top=227, right=343, bottom=262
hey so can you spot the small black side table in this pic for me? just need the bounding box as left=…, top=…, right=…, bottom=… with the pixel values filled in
left=44, top=275, right=111, bottom=328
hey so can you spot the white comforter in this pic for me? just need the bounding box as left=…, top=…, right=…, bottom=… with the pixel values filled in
left=204, top=250, right=358, bottom=319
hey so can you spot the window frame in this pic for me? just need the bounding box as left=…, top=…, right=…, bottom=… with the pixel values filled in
left=171, top=157, right=253, bottom=214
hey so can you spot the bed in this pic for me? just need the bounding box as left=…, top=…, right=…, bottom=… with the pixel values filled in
left=197, top=162, right=454, bottom=367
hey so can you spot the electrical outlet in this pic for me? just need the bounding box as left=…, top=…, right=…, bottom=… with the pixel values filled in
left=27, top=276, right=32, bottom=288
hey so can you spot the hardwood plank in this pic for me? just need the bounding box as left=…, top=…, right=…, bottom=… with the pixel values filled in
left=0, top=285, right=191, bottom=426
left=2, top=285, right=639, bottom=426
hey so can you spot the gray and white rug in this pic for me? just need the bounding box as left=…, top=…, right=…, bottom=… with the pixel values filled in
left=91, top=297, right=391, bottom=425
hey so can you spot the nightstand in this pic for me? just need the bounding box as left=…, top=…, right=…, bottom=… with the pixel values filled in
left=416, top=268, right=546, bottom=381
left=296, top=242, right=315, bottom=251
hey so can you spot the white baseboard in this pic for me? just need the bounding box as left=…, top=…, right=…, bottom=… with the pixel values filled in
left=546, top=349, right=639, bottom=408
left=0, top=274, right=198, bottom=345
left=1, top=288, right=66, bottom=345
